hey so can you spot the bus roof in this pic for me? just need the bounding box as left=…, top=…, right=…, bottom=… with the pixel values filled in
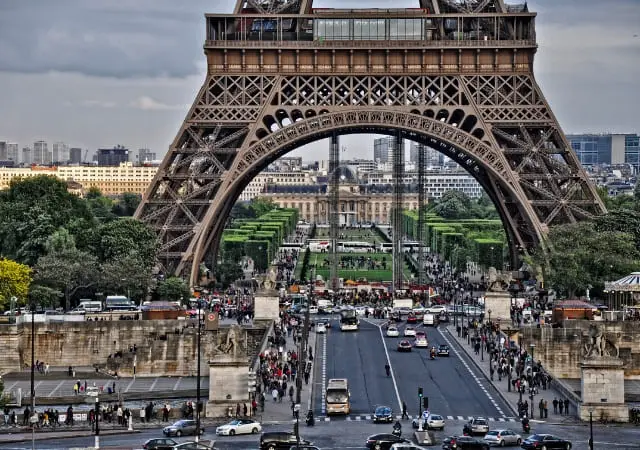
left=327, top=379, right=348, bottom=389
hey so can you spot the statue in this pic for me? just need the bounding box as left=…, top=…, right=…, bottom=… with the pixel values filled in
left=583, top=324, right=621, bottom=359
left=263, top=267, right=278, bottom=291
left=212, top=324, right=246, bottom=359
left=487, top=267, right=509, bottom=292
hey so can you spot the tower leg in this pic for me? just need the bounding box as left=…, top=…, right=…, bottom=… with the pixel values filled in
left=329, top=133, right=340, bottom=293
left=392, top=131, right=405, bottom=295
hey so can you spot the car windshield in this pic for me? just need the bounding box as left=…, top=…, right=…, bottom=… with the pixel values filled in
left=430, top=415, right=442, bottom=420
left=475, top=419, right=487, bottom=424
left=175, top=420, right=189, bottom=426
left=439, top=345, right=448, bottom=349
left=528, top=434, right=544, bottom=440
left=375, top=407, right=391, bottom=415
left=228, top=420, right=241, bottom=425
left=485, top=431, right=499, bottom=436
left=326, top=390, right=348, bottom=403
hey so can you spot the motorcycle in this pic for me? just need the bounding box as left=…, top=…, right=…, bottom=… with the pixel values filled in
left=430, top=349, right=436, bottom=360
left=521, top=417, right=530, bottom=433
left=306, top=411, right=315, bottom=427
left=392, top=422, right=402, bottom=437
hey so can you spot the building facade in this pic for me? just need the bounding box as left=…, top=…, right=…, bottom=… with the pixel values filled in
left=70, top=148, right=83, bottom=165
left=373, top=136, right=397, bottom=163
left=568, top=133, right=640, bottom=172
left=7, top=143, right=18, bottom=164
left=0, top=163, right=157, bottom=196
left=21, top=147, right=31, bottom=166
left=33, top=140, right=48, bottom=165
left=97, top=146, right=130, bottom=166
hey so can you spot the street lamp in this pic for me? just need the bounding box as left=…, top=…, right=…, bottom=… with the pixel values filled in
left=588, top=407, right=594, bottom=450
left=294, top=403, right=301, bottom=448
left=94, top=396, right=100, bottom=449
left=195, top=312, right=203, bottom=442
left=529, top=344, right=536, bottom=418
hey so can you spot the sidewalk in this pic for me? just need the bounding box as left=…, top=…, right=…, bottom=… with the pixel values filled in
left=254, top=323, right=317, bottom=424
left=443, top=324, right=579, bottom=425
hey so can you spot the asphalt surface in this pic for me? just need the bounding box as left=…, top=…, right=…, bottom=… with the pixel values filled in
left=313, top=316, right=512, bottom=421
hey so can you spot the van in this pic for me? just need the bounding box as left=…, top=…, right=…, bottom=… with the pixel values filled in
left=423, top=313, right=437, bottom=326
left=76, top=300, right=103, bottom=313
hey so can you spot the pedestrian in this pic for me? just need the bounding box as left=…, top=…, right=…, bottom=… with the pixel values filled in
left=272, top=388, right=278, bottom=402
left=538, top=399, right=544, bottom=419
left=543, top=399, right=548, bottom=418
left=235, top=402, right=241, bottom=418
left=139, top=407, right=145, bottom=423
left=552, top=398, right=558, bottom=414
left=558, top=400, right=564, bottom=415
left=402, top=401, right=409, bottom=419
left=243, top=403, right=248, bottom=417
left=563, top=399, right=569, bottom=415
left=289, top=385, right=294, bottom=403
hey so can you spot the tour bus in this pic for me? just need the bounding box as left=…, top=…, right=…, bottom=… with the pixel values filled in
left=308, top=239, right=331, bottom=252
left=280, top=242, right=305, bottom=252
left=325, top=378, right=350, bottom=415
left=104, top=296, right=137, bottom=312
left=379, top=242, right=393, bottom=253
left=337, top=241, right=376, bottom=253
left=340, top=309, right=359, bottom=331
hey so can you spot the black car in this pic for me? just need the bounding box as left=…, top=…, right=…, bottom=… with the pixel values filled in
left=142, top=438, right=178, bottom=450
left=442, top=435, right=489, bottom=450
left=437, top=344, right=450, bottom=356
left=373, top=406, right=394, bottom=423
left=260, top=431, right=312, bottom=450
left=365, top=433, right=410, bottom=450
left=521, top=434, right=572, bottom=449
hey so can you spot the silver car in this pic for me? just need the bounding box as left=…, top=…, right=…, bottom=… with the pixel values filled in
left=483, top=429, right=522, bottom=447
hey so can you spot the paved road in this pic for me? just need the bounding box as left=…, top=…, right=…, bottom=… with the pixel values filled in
left=1, top=419, right=639, bottom=449
left=313, top=315, right=512, bottom=422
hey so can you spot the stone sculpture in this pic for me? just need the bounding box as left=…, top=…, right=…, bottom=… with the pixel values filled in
left=583, top=324, right=621, bottom=359
left=487, top=267, right=510, bottom=292
left=263, top=267, right=278, bottom=291
left=212, top=324, right=246, bottom=359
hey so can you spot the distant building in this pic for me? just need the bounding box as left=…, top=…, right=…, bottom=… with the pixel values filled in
left=137, top=148, right=156, bottom=164
left=0, top=162, right=157, bottom=196
left=409, top=141, right=445, bottom=167
left=373, top=136, right=397, bottom=163
left=33, top=140, right=48, bottom=165
left=98, top=145, right=129, bottom=166
left=22, top=147, right=31, bottom=166
left=52, top=142, right=69, bottom=165
left=0, top=142, right=6, bottom=161
left=7, top=143, right=18, bottom=164
left=69, top=148, right=83, bottom=164
left=568, top=133, right=640, bottom=172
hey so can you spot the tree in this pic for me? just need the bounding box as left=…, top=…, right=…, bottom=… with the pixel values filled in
left=250, top=197, right=277, bottom=217
left=100, top=254, right=153, bottom=303
left=111, top=193, right=141, bottom=217
left=93, top=218, right=159, bottom=269
left=156, top=277, right=191, bottom=303
left=28, top=285, right=63, bottom=309
left=530, top=222, right=640, bottom=299
left=34, top=243, right=99, bottom=311
left=594, top=209, right=640, bottom=250
left=213, top=261, right=244, bottom=289
left=0, top=259, right=32, bottom=310
left=429, top=190, right=472, bottom=220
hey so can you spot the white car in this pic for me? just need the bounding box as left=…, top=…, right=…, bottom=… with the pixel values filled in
left=427, top=305, right=446, bottom=314
left=215, top=418, right=262, bottom=436
left=308, top=306, right=319, bottom=314
left=390, top=443, right=430, bottom=450
left=355, top=307, right=367, bottom=316
left=404, top=326, right=416, bottom=337
left=316, top=323, right=326, bottom=334
left=483, top=429, right=522, bottom=447
left=386, top=326, right=400, bottom=337
left=412, top=413, right=445, bottom=430
left=414, top=335, right=428, bottom=348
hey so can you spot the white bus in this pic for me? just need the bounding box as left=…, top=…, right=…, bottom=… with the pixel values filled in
left=325, top=378, right=350, bottom=415
left=378, top=242, right=423, bottom=253
left=337, top=241, right=376, bottom=253
left=379, top=242, right=393, bottom=253
left=340, top=309, right=359, bottom=331
left=308, top=239, right=331, bottom=252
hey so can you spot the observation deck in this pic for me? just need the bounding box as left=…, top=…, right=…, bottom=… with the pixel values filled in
left=205, top=0, right=536, bottom=75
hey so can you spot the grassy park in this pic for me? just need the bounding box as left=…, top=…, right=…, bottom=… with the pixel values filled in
left=310, top=252, right=413, bottom=282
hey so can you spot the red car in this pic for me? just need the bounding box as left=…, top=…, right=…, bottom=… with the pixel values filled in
left=407, top=313, right=418, bottom=324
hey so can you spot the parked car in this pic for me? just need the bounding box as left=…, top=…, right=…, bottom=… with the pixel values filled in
left=162, top=420, right=203, bottom=437
left=520, top=434, right=572, bottom=449
left=142, top=438, right=178, bottom=450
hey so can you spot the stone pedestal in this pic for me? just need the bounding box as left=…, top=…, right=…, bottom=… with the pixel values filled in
left=206, top=357, right=251, bottom=418
left=483, top=291, right=512, bottom=324
left=580, top=356, right=628, bottom=423
left=254, top=289, right=280, bottom=321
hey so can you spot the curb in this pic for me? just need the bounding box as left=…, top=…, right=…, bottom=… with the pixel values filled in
left=442, top=326, right=519, bottom=418
left=0, top=429, right=140, bottom=444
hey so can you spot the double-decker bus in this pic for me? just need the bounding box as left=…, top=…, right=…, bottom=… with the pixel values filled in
left=340, top=308, right=359, bottom=331
left=325, top=378, right=350, bottom=415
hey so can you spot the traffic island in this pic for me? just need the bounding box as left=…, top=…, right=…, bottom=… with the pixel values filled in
left=414, top=430, right=436, bottom=445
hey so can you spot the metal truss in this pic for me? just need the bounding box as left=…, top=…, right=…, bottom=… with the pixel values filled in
left=329, top=133, right=340, bottom=291
left=392, top=132, right=405, bottom=293
left=417, top=143, right=427, bottom=288
left=136, top=8, right=605, bottom=286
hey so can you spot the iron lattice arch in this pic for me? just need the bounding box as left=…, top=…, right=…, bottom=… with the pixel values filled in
left=136, top=3, right=605, bottom=285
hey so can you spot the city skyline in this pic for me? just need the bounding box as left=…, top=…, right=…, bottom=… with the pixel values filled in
left=0, top=0, right=638, bottom=160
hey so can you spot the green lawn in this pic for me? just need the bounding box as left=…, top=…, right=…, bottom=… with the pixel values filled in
left=310, top=252, right=412, bottom=282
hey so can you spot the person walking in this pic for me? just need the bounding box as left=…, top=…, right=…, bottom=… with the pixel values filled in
left=552, top=398, right=558, bottom=414
left=401, top=401, right=409, bottom=420
left=538, top=399, right=544, bottom=419
left=543, top=399, right=548, bottom=419
left=563, top=399, right=570, bottom=415
left=558, top=400, right=564, bottom=415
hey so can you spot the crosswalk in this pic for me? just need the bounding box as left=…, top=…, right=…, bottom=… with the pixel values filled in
left=316, top=415, right=519, bottom=423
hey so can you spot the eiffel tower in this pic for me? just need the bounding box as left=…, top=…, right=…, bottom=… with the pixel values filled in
left=135, top=0, right=606, bottom=285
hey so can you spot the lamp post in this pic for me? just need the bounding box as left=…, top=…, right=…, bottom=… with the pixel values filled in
left=588, top=408, right=594, bottom=450
left=30, top=301, right=35, bottom=450
left=195, top=311, right=202, bottom=442
left=95, top=396, right=100, bottom=449
left=529, top=344, right=536, bottom=418
left=294, top=403, right=301, bottom=448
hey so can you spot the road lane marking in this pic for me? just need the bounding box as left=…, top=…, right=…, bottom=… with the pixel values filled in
left=173, top=377, right=182, bottom=391
left=48, top=380, right=66, bottom=397
left=367, top=319, right=403, bottom=413
left=148, top=378, right=159, bottom=392
left=321, top=333, right=327, bottom=415
left=438, top=327, right=506, bottom=418
left=125, top=378, right=136, bottom=393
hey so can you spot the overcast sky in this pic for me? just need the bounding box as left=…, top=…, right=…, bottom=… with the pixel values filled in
left=0, top=0, right=638, bottom=160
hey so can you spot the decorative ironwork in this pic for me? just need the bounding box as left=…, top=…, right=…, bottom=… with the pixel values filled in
left=135, top=0, right=606, bottom=285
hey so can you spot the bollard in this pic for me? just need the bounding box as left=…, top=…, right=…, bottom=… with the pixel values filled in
left=128, top=415, right=133, bottom=431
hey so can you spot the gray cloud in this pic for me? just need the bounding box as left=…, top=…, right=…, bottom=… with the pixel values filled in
left=0, top=0, right=638, bottom=157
